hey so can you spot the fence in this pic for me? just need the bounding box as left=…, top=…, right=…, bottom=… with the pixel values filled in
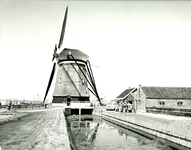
left=0, top=103, right=48, bottom=110
left=146, top=107, right=191, bottom=117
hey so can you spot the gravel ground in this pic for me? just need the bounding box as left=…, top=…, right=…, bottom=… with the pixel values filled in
left=0, top=107, right=71, bottom=150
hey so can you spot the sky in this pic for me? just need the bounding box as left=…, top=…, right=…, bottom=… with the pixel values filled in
left=0, top=0, right=191, bottom=101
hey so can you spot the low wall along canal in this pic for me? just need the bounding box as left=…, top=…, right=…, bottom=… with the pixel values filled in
left=101, top=111, right=191, bottom=149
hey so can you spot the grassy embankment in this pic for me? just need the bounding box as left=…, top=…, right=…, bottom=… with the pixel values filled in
left=0, top=110, right=29, bottom=125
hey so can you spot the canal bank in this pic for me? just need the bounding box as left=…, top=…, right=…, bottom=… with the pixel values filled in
left=0, top=107, right=71, bottom=150
left=101, top=111, right=191, bottom=149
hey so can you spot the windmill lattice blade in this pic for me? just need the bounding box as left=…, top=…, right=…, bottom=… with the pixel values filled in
left=52, top=57, right=55, bottom=62
left=52, top=44, right=57, bottom=61
left=43, top=63, right=56, bottom=103
left=58, top=6, right=68, bottom=49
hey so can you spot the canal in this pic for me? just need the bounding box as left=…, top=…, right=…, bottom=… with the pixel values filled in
left=66, top=115, right=189, bottom=150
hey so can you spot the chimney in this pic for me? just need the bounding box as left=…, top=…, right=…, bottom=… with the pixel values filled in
left=138, top=84, right=141, bottom=99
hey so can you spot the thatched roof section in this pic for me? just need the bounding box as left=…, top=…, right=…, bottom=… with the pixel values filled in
left=141, top=86, right=191, bottom=99
left=117, top=88, right=136, bottom=99
left=53, top=64, right=90, bottom=97
left=58, top=48, right=89, bottom=62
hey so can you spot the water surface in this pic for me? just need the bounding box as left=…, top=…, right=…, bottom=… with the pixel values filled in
left=66, top=115, right=189, bottom=150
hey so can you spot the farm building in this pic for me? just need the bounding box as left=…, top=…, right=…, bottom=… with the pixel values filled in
left=116, top=87, right=147, bottom=113
left=116, top=88, right=137, bottom=103
left=116, top=85, right=191, bottom=115
left=133, top=85, right=191, bottom=115
left=115, top=88, right=137, bottom=112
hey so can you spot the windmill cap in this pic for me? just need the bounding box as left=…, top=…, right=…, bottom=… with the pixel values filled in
left=58, top=48, right=89, bottom=62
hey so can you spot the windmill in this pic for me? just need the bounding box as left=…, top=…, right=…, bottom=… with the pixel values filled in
left=43, top=6, right=101, bottom=107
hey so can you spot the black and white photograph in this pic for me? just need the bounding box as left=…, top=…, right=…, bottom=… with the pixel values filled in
left=0, top=0, right=191, bottom=150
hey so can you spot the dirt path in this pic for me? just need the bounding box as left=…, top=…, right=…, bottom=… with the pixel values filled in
left=0, top=108, right=71, bottom=150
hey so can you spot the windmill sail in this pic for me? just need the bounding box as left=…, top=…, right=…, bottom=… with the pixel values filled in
left=43, top=63, right=56, bottom=103
left=58, top=6, right=68, bottom=49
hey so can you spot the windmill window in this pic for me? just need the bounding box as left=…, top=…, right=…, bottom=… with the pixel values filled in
left=58, top=78, right=61, bottom=86
left=60, top=66, right=62, bottom=70
left=82, top=79, right=85, bottom=85
left=138, top=100, right=141, bottom=104
left=159, top=101, right=165, bottom=106
left=177, top=101, right=183, bottom=106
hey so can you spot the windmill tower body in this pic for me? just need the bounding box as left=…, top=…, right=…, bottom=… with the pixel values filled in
left=52, top=48, right=90, bottom=107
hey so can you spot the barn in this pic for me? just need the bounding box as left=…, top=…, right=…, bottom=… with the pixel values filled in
left=134, top=85, right=191, bottom=115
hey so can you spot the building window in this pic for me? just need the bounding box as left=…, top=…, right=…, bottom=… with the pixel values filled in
left=177, top=101, right=183, bottom=106
left=159, top=101, right=165, bottom=106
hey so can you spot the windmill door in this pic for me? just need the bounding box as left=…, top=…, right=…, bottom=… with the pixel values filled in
left=67, top=96, right=72, bottom=106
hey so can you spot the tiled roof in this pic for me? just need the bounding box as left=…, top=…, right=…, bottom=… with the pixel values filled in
left=141, top=86, right=191, bottom=99
left=117, top=88, right=136, bottom=99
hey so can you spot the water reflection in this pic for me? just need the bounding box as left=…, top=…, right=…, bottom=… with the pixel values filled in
left=66, top=115, right=188, bottom=150
left=67, top=115, right=99, bottom=150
